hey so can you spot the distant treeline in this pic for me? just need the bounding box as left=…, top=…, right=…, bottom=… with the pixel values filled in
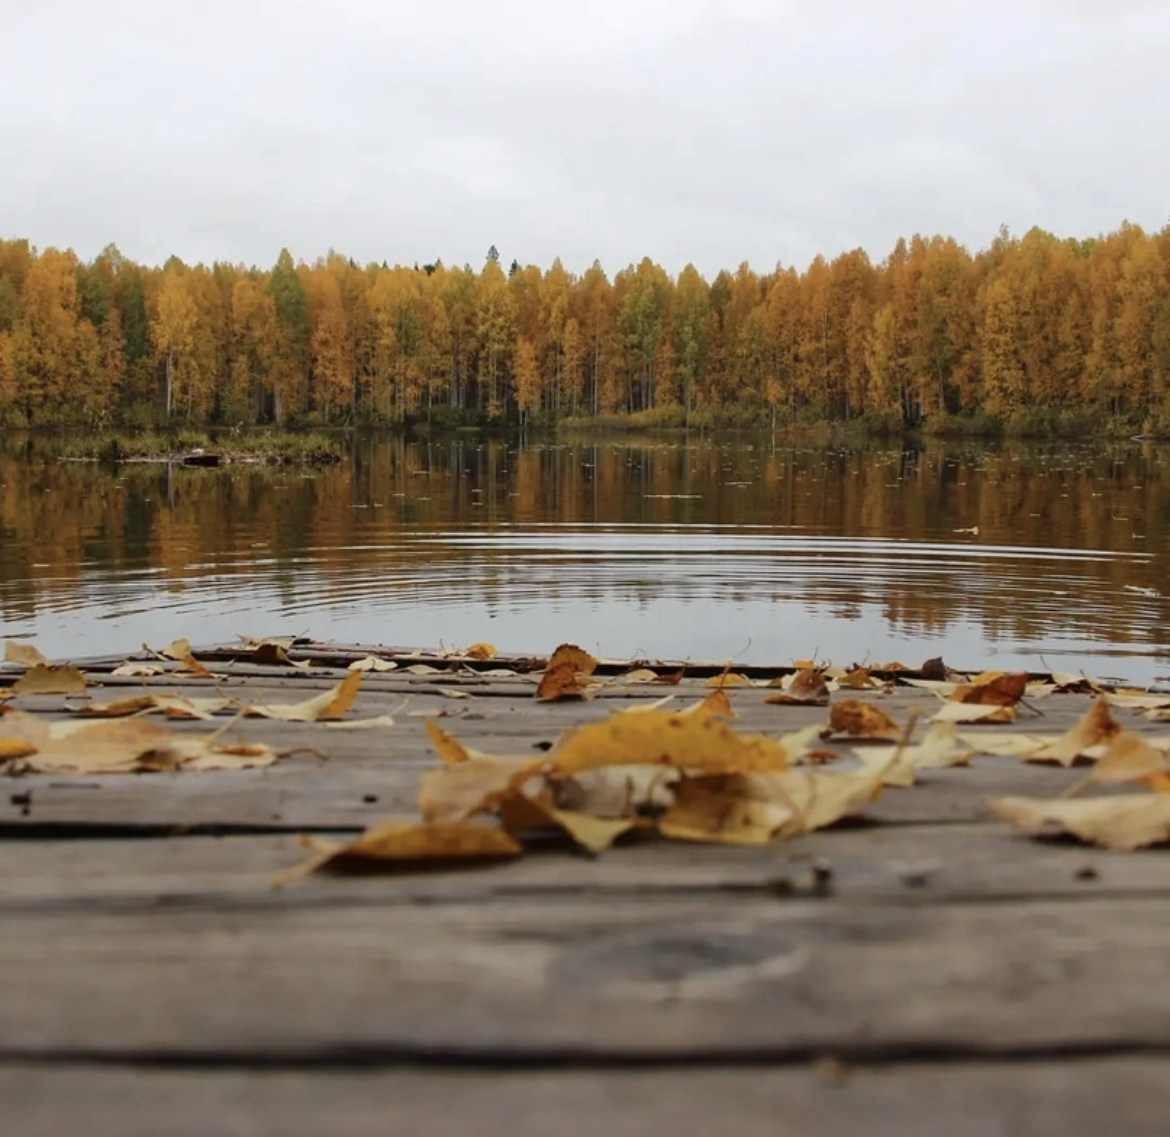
left=1, top=226, right=1168, bottom=433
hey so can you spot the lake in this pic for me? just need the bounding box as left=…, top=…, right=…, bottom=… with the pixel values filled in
left=1, top=432, right=1168, bottom=684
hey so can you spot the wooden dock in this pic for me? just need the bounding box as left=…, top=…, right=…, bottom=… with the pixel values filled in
left=4, top=641, right=1170, bottom=1136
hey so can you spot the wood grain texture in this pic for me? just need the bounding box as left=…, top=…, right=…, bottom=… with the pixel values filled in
left=4, top=1061, right=1170, bottom=1137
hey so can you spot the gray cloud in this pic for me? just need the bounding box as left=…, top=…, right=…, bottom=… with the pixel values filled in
left=2, top=0, right=1167, bottom=275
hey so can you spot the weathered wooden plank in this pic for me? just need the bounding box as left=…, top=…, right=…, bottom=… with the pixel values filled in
left=3, top=824, right=1168, bottom=911
left=3, top=1061, right=1169, bottom=1137
left=4, top=893, right=1170, bottom=1058
left=0, top=749, right=1095, bottom=831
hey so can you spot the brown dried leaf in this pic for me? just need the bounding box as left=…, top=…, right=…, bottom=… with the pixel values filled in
left=1106, top=692, right=1170, bottom=712
left=13, top=664, right=87, bottom=695
left=535, top=660, right=593, bottom=702
left=988, top=794, right=1170, bottom=851
left=465, top=643, right=497, bottom=661
left=764, top=668, right=830, bottom=706
left=4, top=641, right=48, bottom=667
left=547, top=709, right=790, bottom=777
left=836, top=666, right=883, bottom=690
left=919, top=656, right=949, bottom=681
left=0, top=712, right=176, bottom=774
left=653, top=669, right=685, bottom=686
left=252, top=641, right=310, bottom=669
left=546, top=643, right=599, bottom=676
left=1026, top=698, right=1120, bottom=767
left=243, top=670, right=363, bottom=722
left=275, top=821, right=523, bottom=885
left=951, top=672, right=1028, bottom=707
left=828, top=699, right=902, bottom=740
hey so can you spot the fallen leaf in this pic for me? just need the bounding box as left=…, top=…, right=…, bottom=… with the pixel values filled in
left=919, top=656, right=949, bottom=681
left=252, top=641, right=309, bottom=669
left=930, top=702, right=1018, bottom=724
left=403, top=664, right=443, bottom=675
left=153, top=695, right=232, bottom=720
left=75, top=694, right=159, bottom=718
left=535, top=661, right=593, bottom=702
left=111, top=662, right=165, bottom=677
left=988, top=794, right=1170, bottom=851
left=951, top=672, right=1028, bottom=707
left=0, top=735, right=38, bottom=761
left=1026, top=698, right=1120, bottom=767
left=498, top=791, right=638, bottom=853
left=4, top=641, right=47, bottom=667
left=547, top=709, right=790, bottom=777
left=13, top=664, right=87, bottom=695
left=1051, top=672, right=1103, bottom=695
left=348, top=656, right=399, bottom=672
left=705, top=672, right=750, bottom=689
left=553, top=764, right=677, bottom=818
left=684, top=688, right=737, bottom=718
left=0, top=712, right=176, bottom=774
left=956, top=730, right=1053, bottom=758
left=621, top=668, right=661, bottom=684
left=828, top=700, right=902, bottom=740
left=764, top=668, right=830, bottom=706
left=853, top=723, right=976, bottom=786
left=660, top=769, right=881, bottom=845
left=275, top=821, right=523, bottom=885
left=244, top=671, right=363, bottom=722
left=546, top=643, right=600, bottom=676
left=465, top=643, right=497, bottom=661
left=145, top=640, right=215, bottom=679
left=437, top=687, right=474, bottom=700
left=653, top=669, right=685, bottom=686
left=425, top=719, right=472, bottom=763
left=418, top=754, right=546, bottom=824
left=160, top=638, right=194, bottom=660
left=1088, top=731, right=1170, bottom=786
left=836, top=666, right=884, bottom=690
left=324, top=714, right=400, bottom=731
left=1106, top=692, right=1170, bottom=712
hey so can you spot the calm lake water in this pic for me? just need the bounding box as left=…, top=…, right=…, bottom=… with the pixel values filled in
left=1, top=432, right=1168, bottom=684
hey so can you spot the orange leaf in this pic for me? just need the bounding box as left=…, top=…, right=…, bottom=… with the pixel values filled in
left=764, top=668, right=830, bottom=707
left=546, top=644, right=599, bottom=676
left=536, top=660, right=592, bottom=702
left=952, top=673, right=1028, bottom=707
left=465, top=643, right=498, bottom=661
left=828, top=700, right=902, bottom=740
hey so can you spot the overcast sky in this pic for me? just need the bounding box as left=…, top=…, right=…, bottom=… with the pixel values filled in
left=2, top=0, right=1168, bottom=276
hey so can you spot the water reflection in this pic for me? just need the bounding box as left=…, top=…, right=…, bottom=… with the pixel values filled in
left=0, top=433, right=1167, bottom=682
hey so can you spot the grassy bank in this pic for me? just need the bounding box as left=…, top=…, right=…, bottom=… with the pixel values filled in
left=57, top=430, right=346, bottom=465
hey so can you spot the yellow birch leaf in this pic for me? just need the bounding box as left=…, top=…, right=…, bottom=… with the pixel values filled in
left=622, top=668, right=661, bottom=684
left=4, top=641, right=47, bottom=667
left=76, top=695, right=159, bottom=718
left=498, top=791, right=638, bottom=854
left=1026, top=698, right=1121, bottom=767
left=244, top=671, right=363, bottom=722
left=1089, top=731, right=1170, bottom=786
left=764, top=668, right=830, bottom=706
left=705, top=672, right=750, bottom=689
left=930, top=702, right=1017, bottom=725
left=13, top=665, right=87, bottom=695
left=465, top=643, right=497, bottom=661
left=988, top=794, right=1170, bottom=851
left=111, top=662, right=165, bottom=677
left=275, top=821, right=523, bottom=885
left=417, top=754, right=545, bottom=824
left=348, top=655, right=398, bottom=673
left=548, top=710, right=790, bottom=777
left=683, top=688, right=737, bottom=718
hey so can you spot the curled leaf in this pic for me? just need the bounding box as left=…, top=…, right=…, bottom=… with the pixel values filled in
left=951, top=672, right=1028, bottom=707
left=764, top=668, right=830, bottom=706
left=1027, top=698, right=1120, bottom=767
left=498, top=791, right=638, bottom=854
left=536, top=661, right=593, bottom=702
left=244, top=671, right=363, bottom=722
left=275, top=821, right=523, bottom=886
left=348, top=656, right=398, bottom=672
left=988, top=794, right=1170, bottom=851
left=828, top=699, right=902, bottom=740
left=465, top=643, right=497, bottom=661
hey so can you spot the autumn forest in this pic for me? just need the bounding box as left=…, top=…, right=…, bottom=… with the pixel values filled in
left=1, top=224, right=1170, bottom=433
